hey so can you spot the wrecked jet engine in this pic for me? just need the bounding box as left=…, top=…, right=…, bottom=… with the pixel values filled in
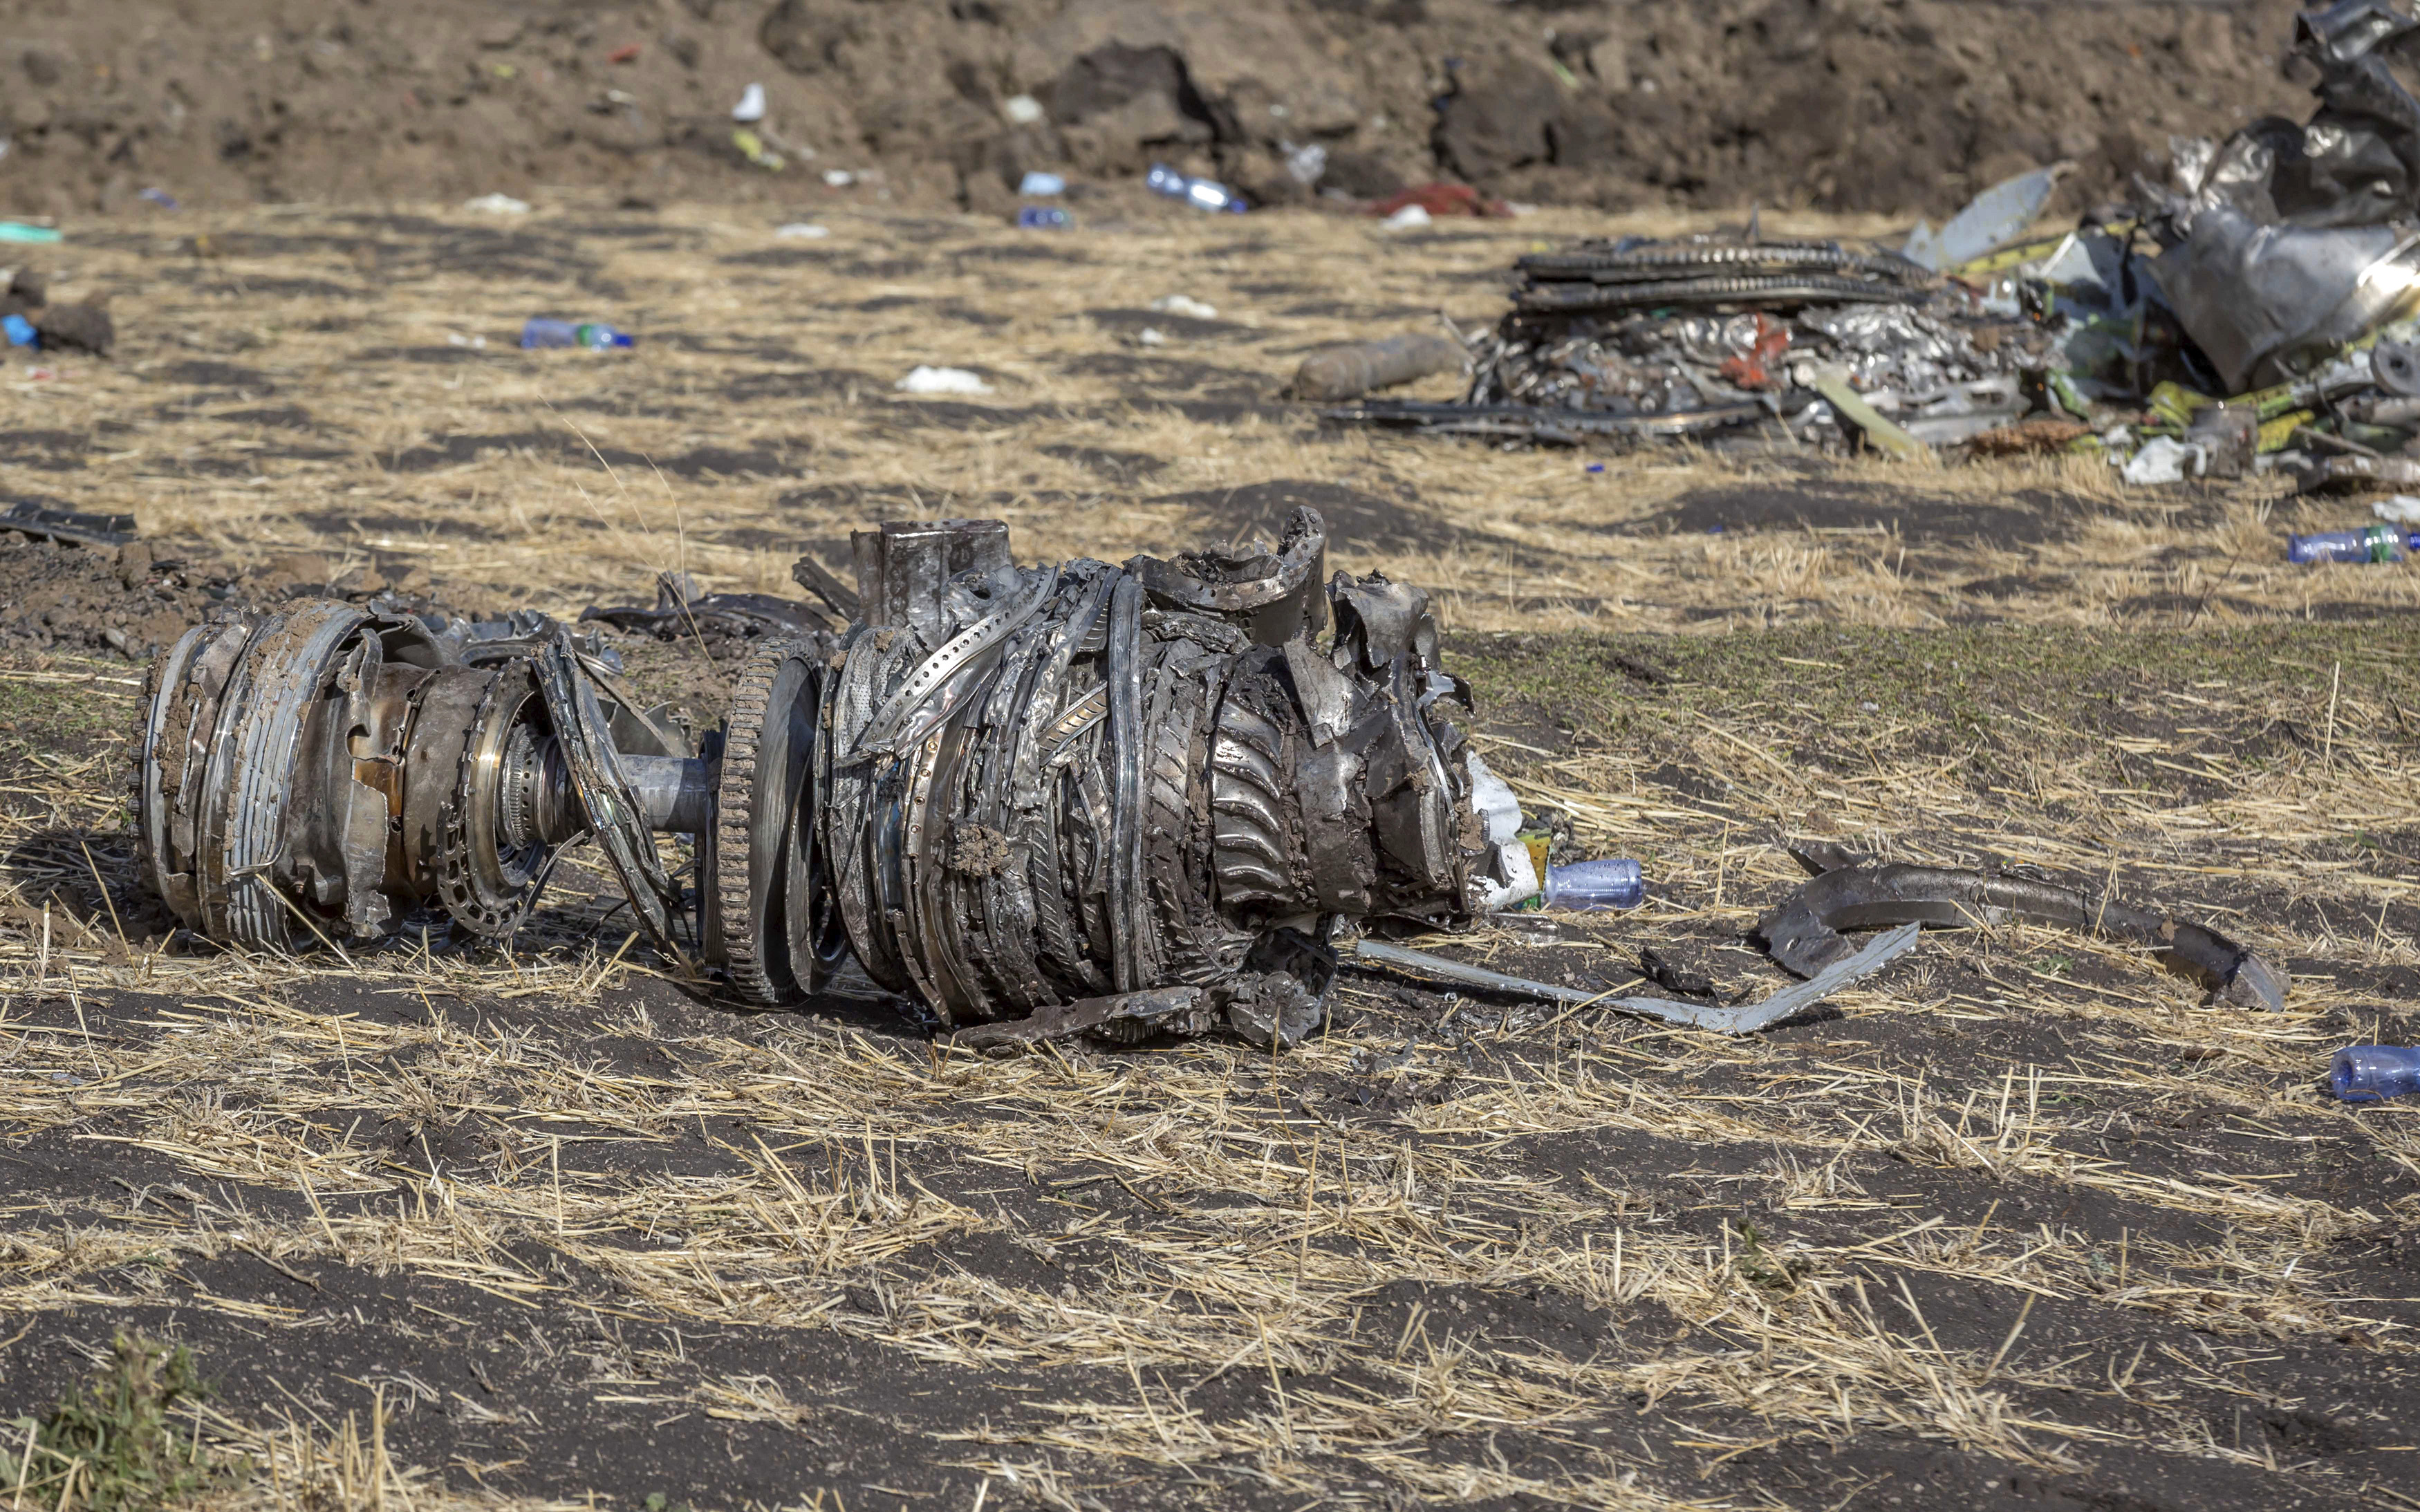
left=135, top=510, right=1538, bottom=1047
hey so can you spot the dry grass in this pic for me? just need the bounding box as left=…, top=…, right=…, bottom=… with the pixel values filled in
left=0, top=198, right=2416, bottom=1511
left=9, top=195, right=2413, bottom=635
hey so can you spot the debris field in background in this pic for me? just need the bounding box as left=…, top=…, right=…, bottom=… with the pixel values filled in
left=1332, top=0, right=2420, bottom=507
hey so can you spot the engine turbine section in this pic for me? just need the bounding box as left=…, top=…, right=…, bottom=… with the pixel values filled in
left=134, top=510, right=1535, bottom=1047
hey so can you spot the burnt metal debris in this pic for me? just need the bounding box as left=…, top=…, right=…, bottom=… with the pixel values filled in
left=1328, top=0, right=2420, bottom=486
left=579, top=570, right=837, bottom=643
left=1753, top=843, right=2289, bottom=1012
left=137, top=510, right=1539, bottom=1049
left=1332, top=235, right=2038, bottom=451
left=1344, top=837, right=2290, bottom=1030
left=1352, top=924, right=1921, bottom=1035
left=2, top=501, right=137, bottom=549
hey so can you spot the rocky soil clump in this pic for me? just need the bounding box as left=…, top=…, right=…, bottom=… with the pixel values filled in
left=0, top=0, right=2312, bottom=218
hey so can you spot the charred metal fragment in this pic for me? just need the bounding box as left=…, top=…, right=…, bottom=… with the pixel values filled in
left=1321, top=398, right=1765, bottom=445
left=1351, top=923, right=1921, bottom=1034
left=1753, top=845, right=2288, bottom=1011
left=138, top=507, right=1525, bottom=1049
left=0, top=501, right=138, bottom=548
left=579, top=571, right=835, bottom=641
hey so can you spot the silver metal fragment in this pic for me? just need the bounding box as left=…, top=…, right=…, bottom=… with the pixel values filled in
left=136, top=507, right=1525, bottom=1050
left=1351, top=923, right=1921, bottom=1034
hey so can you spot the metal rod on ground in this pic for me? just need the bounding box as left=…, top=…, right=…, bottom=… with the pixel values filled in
left=1350, top=922, right=1921, bottom=1034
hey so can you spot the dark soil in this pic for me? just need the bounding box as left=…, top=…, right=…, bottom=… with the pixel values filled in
left=0, top=532, right=230, bottom=660
left=6, top=617, right=2417, bottom=1510
left=1625, top=480, right=2233, bottom=554
left=0, top=0, right=2321, bottom=219
left=0, top=530, right=490, bottom=662
left=1155, top=476, right=1466, bottom=557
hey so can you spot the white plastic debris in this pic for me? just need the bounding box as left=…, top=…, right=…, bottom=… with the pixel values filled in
left=1017, top=171, right=1066, bottom=196
left=733, top=83, right=767, bottom=123
left=1003, top=94, right=1045, bottom=125
left=1904, top=165, right=2064, bottom=271
left=1148, top=293, right=1218, bottom=320
left=896, top=365, right=993, bottom=395
left=1138, top=327, right=1167, bottom=346
left=1382, top=203, right=1433, bottom=230
left=2374, top=494, right=2420, bottom=525
left=774, top=222, right=830, bottom=239
left=1284, top=142, right=1328, bottom=185
left=447, top=332, right=487, bottom=349
left=463, top=193, right=531, bottom=215
left=2121, top=435, right=2207, bottom=485
left=823, top=169, right=855, bottom=188
left=1464, top=751, right=1538, bottom=912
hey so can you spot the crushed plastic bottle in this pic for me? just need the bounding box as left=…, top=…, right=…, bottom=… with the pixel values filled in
left=1146, top=163, right=1247, bottom=214
left=1541, top=858, right=1644, bottom=911
left=2287, top=524, right=2420, bottom=563
left=1284, top=142, right=1328, bottom=185
left=1016, top=206, right=1070, bottom=230
left=2, top=313, right=35, bottom=348
left=2330, top=1045, right=2420, bottom=1101
left=521, top=318, right=635, bottom=351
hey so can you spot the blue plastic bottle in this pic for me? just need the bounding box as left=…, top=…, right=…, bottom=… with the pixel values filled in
left=2287, top=525, right=2420, bottom=563
left=1146, top=163, right=1247, bottom=214
left=2, top=312, right=35, bottom=348
left=1017, top=206, right=1070, bottom=230
left=2331, top=1045, right=2420, bottom=1101
left=521, top=318, right=635, bottom=351
left=1542, top=858, right=1644, bottom=911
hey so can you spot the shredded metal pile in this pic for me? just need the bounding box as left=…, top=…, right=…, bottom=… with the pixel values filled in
left=136, top=509, right=1539, bottom=1050
left=1334, top=235, right=2047, bottom=449
left=1333, top=0, right=2420, bottom=490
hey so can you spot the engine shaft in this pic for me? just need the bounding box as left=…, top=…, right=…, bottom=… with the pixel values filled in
left=621, top=754, right=716, bottom=834
left=135, top=508, right=1532, bottom=1048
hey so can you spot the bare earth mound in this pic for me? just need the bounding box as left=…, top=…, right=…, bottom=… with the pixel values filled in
left=2, top=0, right=2314, bottom=218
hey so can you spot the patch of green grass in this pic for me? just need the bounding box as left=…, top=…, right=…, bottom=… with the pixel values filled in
left=1460, top=620, right=2410, bottom=728
left=1451, top=619, right=2418, bottom=773
left=0, top=1335, right=239, bottom=1512
left=0, top=665, right=138, bottom=766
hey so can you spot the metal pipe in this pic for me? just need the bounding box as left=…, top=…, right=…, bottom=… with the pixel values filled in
left=622, top=754, right=716, bottom=833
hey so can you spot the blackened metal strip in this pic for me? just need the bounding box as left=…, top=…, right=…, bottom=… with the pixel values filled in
left=857, top=566, right=1059, bottom=756
left=1104, top=573, right=1144, bottom=993
left=533, top=628, right=691, bottom=969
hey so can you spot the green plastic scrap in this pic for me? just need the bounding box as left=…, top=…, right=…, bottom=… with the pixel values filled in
left=2145, top=380, right=2323, bottom=451
left=2144, top=382, right=2210, bottom=431
left=0, top=223, right=63, bottom=244
left=2261, top=410, right=2314, bottom=450
left=2048, top=371, right=2094, bottom=419
left=1810, top=374, right=1927, bottom=460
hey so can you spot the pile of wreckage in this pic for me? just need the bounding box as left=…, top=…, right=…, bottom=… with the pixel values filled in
left=1333, top=0, right=2420, bottom=494
left=131, top=506, right=2291, bottom=1048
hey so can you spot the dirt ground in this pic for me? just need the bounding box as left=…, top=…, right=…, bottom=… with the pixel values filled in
left=1, top=202, right=2418, bottom=1512
left=0, top=0, right=2319, bottom=221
